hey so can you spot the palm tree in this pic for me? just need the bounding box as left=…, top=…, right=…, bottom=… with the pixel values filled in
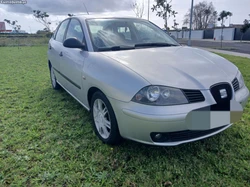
left=218, top=11, right=233, bottom=48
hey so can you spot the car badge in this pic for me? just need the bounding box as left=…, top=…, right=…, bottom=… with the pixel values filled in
left=220, top=89, right=227, bottom=99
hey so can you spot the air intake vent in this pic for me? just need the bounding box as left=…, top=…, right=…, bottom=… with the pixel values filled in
left=182, top=89, right=205, bottom=103
left=151, top=125, right=228, bottom=143
left=232, top=78, right=240, bottom=92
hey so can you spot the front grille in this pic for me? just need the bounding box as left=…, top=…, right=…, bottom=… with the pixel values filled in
left=210, top=83, right=233, bottom=111
left=182, top=89, right=205, bottom=103
left=210, top=83, right=232, bottom=103
left=232, top=78, right=240, bottom=92
left=151, top=125, right=228, bottom=143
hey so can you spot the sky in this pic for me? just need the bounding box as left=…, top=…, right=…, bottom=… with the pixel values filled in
left=0, top=0, right=249, bottom=33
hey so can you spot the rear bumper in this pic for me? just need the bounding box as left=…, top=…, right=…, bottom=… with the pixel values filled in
left=109, top=86, right=249, bottom=146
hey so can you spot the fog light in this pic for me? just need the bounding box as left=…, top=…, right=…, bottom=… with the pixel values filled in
left=155, top=133, right=162, bottom=139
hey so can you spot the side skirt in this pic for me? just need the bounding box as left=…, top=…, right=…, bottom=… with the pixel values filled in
left=57, top=81, right=90, bottom=111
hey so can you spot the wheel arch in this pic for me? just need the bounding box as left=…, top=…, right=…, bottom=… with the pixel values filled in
left=87, top=87, right=102, bottom=109
left=48, top=60, right=52, bottom=69
left=89, top=86, right=122, bottom=144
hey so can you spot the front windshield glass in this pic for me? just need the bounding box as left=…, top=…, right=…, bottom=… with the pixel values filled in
left=86, top=18, right=179, bottom=51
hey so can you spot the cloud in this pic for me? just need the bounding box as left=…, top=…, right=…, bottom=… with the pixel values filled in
left=4, top=0, right=133, bottom=15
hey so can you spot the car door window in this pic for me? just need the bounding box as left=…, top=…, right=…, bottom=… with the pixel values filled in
left=66, top=19, right=84, bottom=42
left=55, top=19, right=70, bottom=43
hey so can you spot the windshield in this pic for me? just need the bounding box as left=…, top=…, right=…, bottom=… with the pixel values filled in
left=86, top=18, right=180, bottom=51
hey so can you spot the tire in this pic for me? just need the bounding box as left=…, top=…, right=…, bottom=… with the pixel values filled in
left=49, top=65, right=60, bottom=90
left=91, top=91, right=122, bottom=145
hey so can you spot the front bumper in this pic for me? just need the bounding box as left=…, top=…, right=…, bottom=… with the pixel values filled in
left=109, top=86, right=249, bottom=146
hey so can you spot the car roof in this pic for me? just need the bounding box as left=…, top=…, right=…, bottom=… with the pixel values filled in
left=71, top=14, right=143, bottom=21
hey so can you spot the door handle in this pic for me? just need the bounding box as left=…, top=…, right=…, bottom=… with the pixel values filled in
left=59, top=52, right=63, bottom=57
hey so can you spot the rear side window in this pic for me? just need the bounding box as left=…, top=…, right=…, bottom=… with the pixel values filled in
left=55, top=19, right=70, bottom=43
left=65, top=19, right=84, bottom=42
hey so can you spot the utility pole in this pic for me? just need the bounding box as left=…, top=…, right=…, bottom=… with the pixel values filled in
left=147, top=0, right=150, bottom=20
left=188, top=0, right=194, bottom=46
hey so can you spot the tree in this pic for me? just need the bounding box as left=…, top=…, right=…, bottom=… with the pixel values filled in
left=228, top=12, right=233, bottom=26
left=183, top=1, right=217, bottom=30
left=4, top=19, right=21, bottom=32
left=152, top=0, right=177, bottom=30
left=218, top=10, right=233, bottom=48
left=33, top=10, right=51, bottom=32
left=172, top=19, right=179, bottom=30
left=240, top=19, right=250, bottom=42
left=171, top=19, right=180, bottom=38
left=132, top=0, right=144, bottom=18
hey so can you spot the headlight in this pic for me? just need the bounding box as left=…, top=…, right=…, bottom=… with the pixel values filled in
left=132, top=86, right=188, bottom=106
left=146, top=86, right=160, bottom=102
left=236, top=71, right=245, bottom=89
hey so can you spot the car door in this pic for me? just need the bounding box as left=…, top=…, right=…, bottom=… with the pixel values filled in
left=59, top=18, right=88, bottom=103
left=48, top=19, right=70, bottom=84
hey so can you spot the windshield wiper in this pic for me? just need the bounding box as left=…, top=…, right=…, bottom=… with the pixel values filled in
left=97, top=43, right=178, bottom=51
left=134, top=42, right=178, bottom=48
left=98, top=45, right=135, bottom=51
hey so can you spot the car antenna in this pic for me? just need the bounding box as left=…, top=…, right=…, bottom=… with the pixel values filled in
left=83, top=2, right=89, bottom=15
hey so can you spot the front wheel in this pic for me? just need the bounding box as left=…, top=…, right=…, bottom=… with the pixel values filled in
left=49, top=65, right=60, bottom=90
left=91, top=91, right=122, bottom=145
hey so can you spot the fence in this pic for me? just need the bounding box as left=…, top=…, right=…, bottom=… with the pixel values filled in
left=0, top=34, right=51, bottom=47
left=169, top=28, right=250, bottom=41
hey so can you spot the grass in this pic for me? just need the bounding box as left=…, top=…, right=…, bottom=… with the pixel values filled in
left=0, top=46, right=250, bottom=187
left=212, top=47, right=237, bottom=51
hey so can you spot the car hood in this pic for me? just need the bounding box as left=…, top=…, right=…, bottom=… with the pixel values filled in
left=101, top=46, right=238, bottom=89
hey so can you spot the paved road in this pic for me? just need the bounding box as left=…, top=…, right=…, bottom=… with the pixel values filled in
left=198, top=48, right=250, bottom=59
left=178, top=39, right=250, bottom=54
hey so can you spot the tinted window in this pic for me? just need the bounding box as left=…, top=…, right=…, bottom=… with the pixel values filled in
left=66, top=19, right=84, bottom=42
left=55, top=20, right=69, bottom=43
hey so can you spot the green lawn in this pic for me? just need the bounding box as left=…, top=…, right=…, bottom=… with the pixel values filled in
left=0, top=46, right=250, bottom=187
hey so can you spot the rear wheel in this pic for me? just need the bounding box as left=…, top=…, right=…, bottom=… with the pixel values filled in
left=91, top=91, right=122, bottom=145
left=49, top=65, right=60, bottom=90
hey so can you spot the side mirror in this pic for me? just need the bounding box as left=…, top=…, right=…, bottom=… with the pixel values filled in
left=170, top=35, right=176, bottom=40
left=170, top=35, right=179, bottom=43
left=63, top=37, right=86, bottom=49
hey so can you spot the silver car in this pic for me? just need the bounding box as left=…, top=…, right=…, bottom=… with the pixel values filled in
left=47, top=15, right=249, bottom=146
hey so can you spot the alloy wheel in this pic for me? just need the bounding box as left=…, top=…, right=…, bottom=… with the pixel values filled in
left=93, top=99, right=111, bottom=139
